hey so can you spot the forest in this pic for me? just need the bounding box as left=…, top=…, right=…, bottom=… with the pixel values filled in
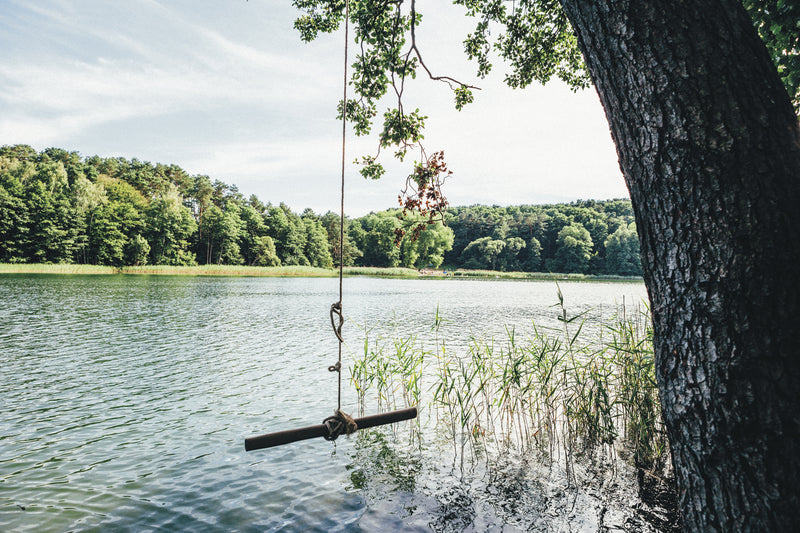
left=0, top=144, right=641, bottom=276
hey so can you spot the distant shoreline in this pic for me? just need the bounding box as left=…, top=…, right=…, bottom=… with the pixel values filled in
left=0, top=263, right=644, bottom=282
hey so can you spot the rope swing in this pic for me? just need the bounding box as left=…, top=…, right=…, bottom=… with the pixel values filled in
left=245, top=1, right=417, bottom=452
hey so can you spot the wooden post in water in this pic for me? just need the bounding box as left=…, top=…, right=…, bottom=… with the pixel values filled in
left=244, top=407, right=417, bottom=451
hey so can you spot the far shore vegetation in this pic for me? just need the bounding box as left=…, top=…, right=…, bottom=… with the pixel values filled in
left=1, top=146, right=643, bottom=278
left=0, top=262, right=643, bottom=281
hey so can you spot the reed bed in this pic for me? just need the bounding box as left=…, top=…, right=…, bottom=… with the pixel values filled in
left=0, top=263, right=117, bottom=274
left=449, top=269, right=588, bottom=280
left=448, top=269, right=642, bottom=282
left=1, top=263, right=426, bottom=278
left=349, top=299, right=670, bottom=480
left=117, top=264, right=338, bottom=276
left=342, top=266, right=421, bottom=278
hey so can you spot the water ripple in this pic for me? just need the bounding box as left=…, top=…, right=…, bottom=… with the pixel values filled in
left=0, top=274, right=646, bottom=532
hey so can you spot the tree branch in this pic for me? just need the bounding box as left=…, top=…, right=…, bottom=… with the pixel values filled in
left=408, top=0, right=481, bottom=91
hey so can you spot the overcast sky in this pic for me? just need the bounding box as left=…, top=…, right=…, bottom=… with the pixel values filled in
left=0, top=0, right=629, bottom=216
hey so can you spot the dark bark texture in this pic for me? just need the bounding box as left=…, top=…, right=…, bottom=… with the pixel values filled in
left=558, top=0, right=800, bottom=530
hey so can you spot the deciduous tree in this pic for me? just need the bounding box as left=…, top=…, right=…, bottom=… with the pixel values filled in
left=292, top=1, right=800, bottom=528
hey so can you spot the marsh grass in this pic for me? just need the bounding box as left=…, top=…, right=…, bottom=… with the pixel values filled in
left=350, top=298, right=670, bottom=482
left=448, top=269, right=642, bottom=281
left=2, top=262, right=642, bottom=281
left=118, top=265, right=338, bottom=276
left=342, top=266, right=420, bottom=278
left=450, top=269, right=589, bottom=280
left=0, top=263, right=117, bottom=274
left=0, top=263, right=425, bottom=278
left=0, top=263, right=340, bottom=276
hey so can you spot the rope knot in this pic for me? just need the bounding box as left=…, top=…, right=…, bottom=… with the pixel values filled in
left=322, top=409, right=357, bottom=441
left=330, top=301, right=344, bottom=343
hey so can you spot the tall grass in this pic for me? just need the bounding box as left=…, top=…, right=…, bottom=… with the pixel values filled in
left=349, top=299, right=670, bottom=480
left=118, top=265, right=337, bottom=276
left=0, top=263, right=117, bottom=274
left=450, top=269, right=589, bottom=280
left=342, top=266, right=421, bottom=278
left=0, top=263, right=340, bottom=277
left=1, top=263, right=425, bottom=278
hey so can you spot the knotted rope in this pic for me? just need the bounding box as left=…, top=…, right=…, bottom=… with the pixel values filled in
left=323, top=0, right=353, bottom=438
left=322, top=409, right=358, bottom=441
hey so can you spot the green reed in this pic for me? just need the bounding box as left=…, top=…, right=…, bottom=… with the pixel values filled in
left=349, top=298, right=670, bottom=479
left=606, top=302, right=668, bottom=470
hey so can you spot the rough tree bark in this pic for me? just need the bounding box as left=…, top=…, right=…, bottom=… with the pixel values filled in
left=558, top=0, right=800, bottom=530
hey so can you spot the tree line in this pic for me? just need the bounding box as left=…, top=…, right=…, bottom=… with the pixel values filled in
left=0, top=145, right=641, bottom=275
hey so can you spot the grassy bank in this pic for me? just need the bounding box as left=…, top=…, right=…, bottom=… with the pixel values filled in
left=0, top=263, right=421, bottom=278
left=0, top=263, right=337, bottom=277
left=446, top=269, right=641, bottom=281
left=0, top=263, right=643, bottom=281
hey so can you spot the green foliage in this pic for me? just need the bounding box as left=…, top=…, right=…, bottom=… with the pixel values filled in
left=399, top=217, right=454, bottom=268
left=338, top=99, right=377, bottom=136
left=379, top=108, right=426, bottom=159
left=457, top=0, right=590, bottom=89
left=145, top=186, right=197, bottom=266
left=320, top=211, right=362, bottom=267
left=551, top=222, right=593, bottom=273
left=443, top=201, right=635, bottom=275
left=462, top=236, right=506, bottom=270
left=266, top=203, right=311, bottom=266
left=302, top=211, right=334, bottom=268
left=0, top=146, right=642, bottom=274
left=605, top=223, right=643, bottom=276
left=293, top=0, right=474, bottom=192
left=251, top=236, right=281, bottom=267
left=292, top=0, right=346, bottom=42
left=745, top=0, right=800, bottom=112
left=356, top=213, right=402, bottom=267
left=525, top=236, right=543, bottom=271
left=453, top=85, right=474, bottom=110
left=291, top=0, right=596, bottom=202
left=125, top=234, right=150, bottom=266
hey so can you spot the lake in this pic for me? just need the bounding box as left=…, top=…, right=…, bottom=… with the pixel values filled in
left=0, top=274, right=650, bottom=532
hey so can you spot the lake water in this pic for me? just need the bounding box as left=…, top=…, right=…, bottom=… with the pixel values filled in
left=0, top=275, right=648, bottom=532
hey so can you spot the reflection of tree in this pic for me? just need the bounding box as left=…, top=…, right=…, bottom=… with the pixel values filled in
left=346, top=429, right=422, bottom=495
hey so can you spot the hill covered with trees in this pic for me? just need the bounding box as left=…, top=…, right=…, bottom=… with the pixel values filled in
left=0, top=145, right=641, bottom=275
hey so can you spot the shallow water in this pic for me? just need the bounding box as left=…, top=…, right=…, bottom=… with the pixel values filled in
left=0, top=274, right=649, bottom=532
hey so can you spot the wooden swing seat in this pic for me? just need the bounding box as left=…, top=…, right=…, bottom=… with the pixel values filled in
left=245, top=407, right=417, bottom=451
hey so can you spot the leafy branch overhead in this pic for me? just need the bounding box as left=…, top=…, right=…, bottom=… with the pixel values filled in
left=291, top=0, right=593, bottom=238
left=293, top=0, right=480, bottom=240
left=293, top=0, right=799, bottom=234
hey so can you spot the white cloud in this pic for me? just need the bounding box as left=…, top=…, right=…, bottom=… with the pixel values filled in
left=0, top=0, right=629, bottom=214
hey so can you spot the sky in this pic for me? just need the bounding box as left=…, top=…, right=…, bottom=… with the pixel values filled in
left=0, top=0, right=630, bottom=217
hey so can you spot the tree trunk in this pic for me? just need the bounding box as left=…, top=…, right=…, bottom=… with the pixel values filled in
left=558, top=0, right=800, bottom=530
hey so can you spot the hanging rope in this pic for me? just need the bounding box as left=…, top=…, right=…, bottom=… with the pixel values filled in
left=244, top=0, right=418, bottom=453
left=325, top=0, right=354, bottom=441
